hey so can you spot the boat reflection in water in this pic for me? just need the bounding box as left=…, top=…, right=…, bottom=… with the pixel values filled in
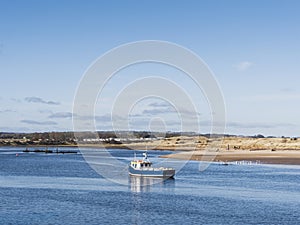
left=129, top=176, right=175, bottom=223
left=129, top=176, right=175, bottom=193
left=129, top=176, right=175, bottom=224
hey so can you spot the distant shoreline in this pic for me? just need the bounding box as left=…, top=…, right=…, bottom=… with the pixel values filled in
left=11, top=145, right=300, bottom=165
left=2, top=134, right=300, bottom=165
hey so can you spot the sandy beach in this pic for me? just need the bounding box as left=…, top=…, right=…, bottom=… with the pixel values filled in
left=160, top=150, right=300, bottom=165
left=100, top=135, right=300, bottom=165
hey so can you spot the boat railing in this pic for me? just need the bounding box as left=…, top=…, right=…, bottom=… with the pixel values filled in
left=140, top=167, right=174, bottom=171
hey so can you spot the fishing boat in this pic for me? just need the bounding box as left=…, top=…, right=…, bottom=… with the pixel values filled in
left=129, top=152, right=175, bottom=178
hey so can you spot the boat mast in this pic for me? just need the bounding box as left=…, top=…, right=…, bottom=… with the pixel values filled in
left=142, top=151, right=148, bottom=161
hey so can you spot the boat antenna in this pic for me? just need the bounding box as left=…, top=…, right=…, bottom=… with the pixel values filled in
left=143, top=150, right=148, bottom=161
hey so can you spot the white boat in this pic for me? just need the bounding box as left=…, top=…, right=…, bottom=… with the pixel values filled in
left=129, top=152, right=175, bottom=178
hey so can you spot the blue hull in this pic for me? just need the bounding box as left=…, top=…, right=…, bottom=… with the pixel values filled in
left=129, top=166, right=175, bottom=178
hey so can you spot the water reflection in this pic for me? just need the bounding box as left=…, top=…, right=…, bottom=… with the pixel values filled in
left=129, top=176, right=175, bottom=224
left=129, top=176, right=175, bottom=193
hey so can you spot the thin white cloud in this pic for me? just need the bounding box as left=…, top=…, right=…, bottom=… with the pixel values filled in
left=234, top=61, right=253, bottom=71
left=0, top=109, right=16, bottom=113
left=148, top=102, right=170, bottom=107
left=11, top=98, right=22, bottom=103
left=20, top=120, right=57, bottom=125
left=142, top=107, right=175, bottom=115
left=74, top=113, right=125, bottom=123
left=0, top=126, right=31, bottom=132
left=49, top=112, right=73, bottom=119
left=24, top=97, right=60, bottom=105
left=199, top=120, right=296, bottom=130
left=39, top=109, right=53, bottom=114
left=227, top=121, right=295, bottom=129
left=240, top=93, right=300, bottom=102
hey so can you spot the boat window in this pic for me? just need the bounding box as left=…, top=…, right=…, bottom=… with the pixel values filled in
left=141, top=164, right=143, bottom=167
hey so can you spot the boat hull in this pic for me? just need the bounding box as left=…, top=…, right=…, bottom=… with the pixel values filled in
left=129, top=166, right=175, bottom=178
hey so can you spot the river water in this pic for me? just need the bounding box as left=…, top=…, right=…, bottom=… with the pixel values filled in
left=0, top=147, right=299, bottom=224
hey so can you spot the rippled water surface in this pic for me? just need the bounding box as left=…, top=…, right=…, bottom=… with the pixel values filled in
left=0, top=147, right=300, bottom=224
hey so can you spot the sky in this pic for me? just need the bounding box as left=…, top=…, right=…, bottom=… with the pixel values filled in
left=0, top=0, right=300, bottom=136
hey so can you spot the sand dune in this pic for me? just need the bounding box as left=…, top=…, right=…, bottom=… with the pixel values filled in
left=109, top=136, right=300, bottom=152
left=103, top=135, right=300, bottom=165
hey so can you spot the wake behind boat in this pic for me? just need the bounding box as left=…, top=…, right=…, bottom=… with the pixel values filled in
left=129, top=152, right=175, bottom=178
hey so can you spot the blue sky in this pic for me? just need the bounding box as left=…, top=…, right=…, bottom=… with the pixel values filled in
left=0, top=0, right=300, bottom=136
